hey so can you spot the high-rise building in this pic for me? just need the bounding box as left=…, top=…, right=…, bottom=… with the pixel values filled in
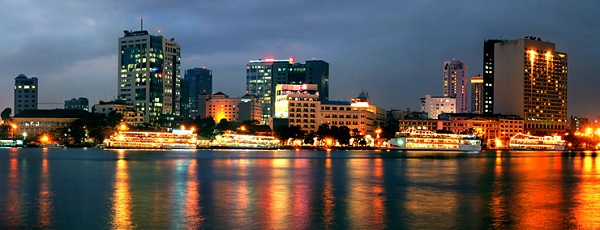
left=64, top=97, right=89, bottom=111
left=185, top=67, right=212, bottom=119
left=246, top=58, right=329, bottom=122
left=470, top=75, right=484, bottom=114
left=180, top=76, right=190, bottom=118
left=118, top=28, right=181, bottom=125
left=14, top=74, right=38, bottom=115
left=483, top=39, right=506, bottom=114
left=443, top=59, right=468, bottom=113
left=494, top=37, right=567, bottom=134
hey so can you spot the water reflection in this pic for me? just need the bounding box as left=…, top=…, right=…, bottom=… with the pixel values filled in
left=111, top=158, right=134, bottom=229
left=36, top=149, right=53, bottom=228
left=4, top=149, right=600, bottom=228
left=184, top=160, right=203, bottom=228
left=5, top=149, right=24, bottom=227
left=572, top=155, right=600, bottom=228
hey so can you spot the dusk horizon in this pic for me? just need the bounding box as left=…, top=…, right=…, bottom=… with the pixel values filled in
left=2, top=1, right=600, bottom=119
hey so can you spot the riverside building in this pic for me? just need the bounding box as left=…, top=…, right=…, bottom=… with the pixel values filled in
left=443, top=59, right=468, bottom=113
left=118, top=26, right=181, bottom=125
left=494, top=37, right=567, bottom=134
left=246, top=58, right=329, bottom=122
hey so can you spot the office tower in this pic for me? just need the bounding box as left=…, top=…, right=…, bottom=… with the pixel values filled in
left=180, top=76, right=190, bottom=118
left=14, top=74, right=38, bottom=115
left=185, top=67, right=212, bottom=119
left=494, top=37, right=567, bottom=134
left=246, top=58, right=328, bottom=122
left=483, top=39, right=506, bottom=114
left=118, top=27, right=181, bottom=125
left=64, top=97, right=89, bottom=111
left=443, top=59, right=468, bottom=113
left=470, top=75, right=484, bottom=114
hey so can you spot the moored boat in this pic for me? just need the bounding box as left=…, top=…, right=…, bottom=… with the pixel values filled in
left=509, top=133, right=565, bottom=150
left=103, top=129, right=198, bottom=149
left=211, top=133, right=280, bottom=149
left=388, top=128, right=482, bottom=151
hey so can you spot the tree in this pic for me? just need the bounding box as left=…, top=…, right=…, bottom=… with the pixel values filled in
left=1, top=108, right=11, bottom=121
left=274, top=125, right=306, bottom=145
left=336, top=126, right=352, bottom=146
left=216, top=118, right=230, bottom=132
left=194, top=116, right=216, bottom=138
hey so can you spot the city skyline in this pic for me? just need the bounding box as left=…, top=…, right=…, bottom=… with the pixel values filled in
left=1, top=1, right=599, bottom=118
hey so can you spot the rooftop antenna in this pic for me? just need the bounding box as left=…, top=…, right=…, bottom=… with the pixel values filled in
left=141, top=17, right=143, bottom=31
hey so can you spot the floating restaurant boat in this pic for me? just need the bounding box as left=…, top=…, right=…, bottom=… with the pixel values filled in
left=103, top=129, right=198, bottom=149
left=211, top=133, right=280, bottom=149
left=509, top=133, right=566, bottom=150
left=0, top=138, right=25, bottom=147
left=388, top=128, right=482, bottom=151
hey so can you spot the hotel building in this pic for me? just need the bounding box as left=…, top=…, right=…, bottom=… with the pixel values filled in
left=443, top=59, right=468, bottom=113
left=118, top=28, right=181, bottom=125
left=274, top=84, right=321, bottom=132
left=14, top=74, right=38, bottom=115
left=206, top=92, right=241, bottom=122
left=494, top=37, right=567, bottom=134
left=470, top=75, right=484, bottom=114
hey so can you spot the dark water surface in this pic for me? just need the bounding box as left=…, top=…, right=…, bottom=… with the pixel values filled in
left=1, top=148, right=599, bottom=229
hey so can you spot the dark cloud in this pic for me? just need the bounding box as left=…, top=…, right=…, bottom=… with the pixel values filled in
left=1, top=1, right=599, bottom=118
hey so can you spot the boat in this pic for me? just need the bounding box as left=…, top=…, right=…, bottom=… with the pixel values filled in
left=388, top=128, right=482, bottom=151
left=0, top=138, right=25, bottom=147
left=211, top=133, right=280, bottom=149
left=103, top=129, right=198, bottom=149
left=509, top=133, right=566, bottom=150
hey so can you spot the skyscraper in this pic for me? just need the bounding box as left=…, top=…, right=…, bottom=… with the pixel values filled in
left=246, top=58, right=328, bottom=122
left=185, top=67, right=212, bottom=119
left=443, top=59, right=468, bottom=113
left=118, top=28, right=181, bottom=125
left=470, top=75, right=484, bottom=114
left=14, top=74, right=38, bottom=115
left=483, top=39, right=506, bottom=114
left=494, top=37, right=567, bottom=134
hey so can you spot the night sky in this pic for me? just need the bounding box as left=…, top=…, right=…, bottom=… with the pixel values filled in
left=1, top=1, right=599, bottom=119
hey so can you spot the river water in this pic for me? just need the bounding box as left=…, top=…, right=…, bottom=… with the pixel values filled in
left=0, top=148, right=599, bottom=229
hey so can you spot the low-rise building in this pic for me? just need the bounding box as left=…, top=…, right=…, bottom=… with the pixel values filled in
left=93, top=101, right=144, bottom=126
left=12, top=109, right=90, bottom=137
left=206, top=92, right=241, bottom=122
left=64, top=97, right=89, bottom=111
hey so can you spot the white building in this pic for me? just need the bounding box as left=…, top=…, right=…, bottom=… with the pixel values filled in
left=420, top=94, right=456, bottom=119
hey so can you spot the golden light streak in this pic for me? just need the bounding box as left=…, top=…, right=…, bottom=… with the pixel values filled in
left=111, top=159, right=134, bottom=229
